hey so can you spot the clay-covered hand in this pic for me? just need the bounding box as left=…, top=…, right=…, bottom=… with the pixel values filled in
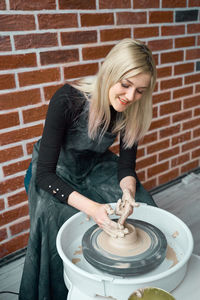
left=115, top=188, right=139, bottom=225
left=92, top=203, right=128, bottom=238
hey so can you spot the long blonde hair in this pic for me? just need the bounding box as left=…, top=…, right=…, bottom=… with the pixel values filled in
left=73, top=39, right=156, bottom=148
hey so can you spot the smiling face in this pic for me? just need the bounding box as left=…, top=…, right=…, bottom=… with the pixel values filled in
left=108, top=72, right=151, bottom=112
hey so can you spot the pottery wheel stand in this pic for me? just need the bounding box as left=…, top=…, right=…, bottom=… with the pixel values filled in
left=56, top=204, right=194, bottom=300
left=82, top=219, right=167, bottom=276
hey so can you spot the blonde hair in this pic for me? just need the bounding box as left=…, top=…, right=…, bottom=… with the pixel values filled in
left=73, top=39, right=157, bottom=148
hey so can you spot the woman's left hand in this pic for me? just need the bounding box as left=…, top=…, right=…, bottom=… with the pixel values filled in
left=115, top=188, right=139, bottom=225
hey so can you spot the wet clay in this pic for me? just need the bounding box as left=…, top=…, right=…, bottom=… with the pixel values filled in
left=72, top=258, right=80, bottom=264
left=166, top=245, right=179, bottom=268
left=97, top=223, right=151, bottom=257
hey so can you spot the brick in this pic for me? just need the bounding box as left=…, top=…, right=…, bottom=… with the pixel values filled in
left=153, top=92, right=171, bottom=104
left=174, top=62, right=194, bottom=75
left=59, top=0, right=96, bottom=9
left=157, top=67, right=172, bottom=79
left=101, top=28, right=131, bottom=42
left=182, top=138, right=200, bottom=152
left=175, top=36, right=196, bottom=48
left=61, top=30, right=97, bottom=46
left=38, top=14, right=78, bottom=29
left=193, top=128, right=200, bottom=138
left=149, top=116, right=170, bottom=131
left=162, top=0, right=186, bottom=7
left=153, top=106, right=158, bottom=118
left=134, top=26, right=159, bottom=39
left=158, top=168, right=179, bottom=185
left=0, top=228, right=7, bottom=242
left=186, top=49, right=200, bottom=60
left=147, top=139, right=170, bottom=154
left=137, top=170, right=145, bottom=182
left=0, top=112, right=20, bottom=130
left=10, top=0, right=56, bottom=10
left=194, top=107, right=200, bottom=116
left=0, top=124, right=43, bottom=146
left=137, top=155, right=157, bottom=169
left=195, top=84, right=200, bottom=93
left=175, top=10, right=198, bottom=22
left=189, top=0, right=200, bottom=6
left=181, top=160, right=199, bottom=174
left=81, top=13, right=114, bottom=27
left=198, top=36, right=200, bottom=46
left=149, top=11, right=173, bottom=23
left=15, top=33, right=58, bottom=50
left=172, top=131, right=191, bottom=146
left=43, top=84, right=63, bottom=101
left=172, top=111, right=192, bottom=123
left=161, top=51, right=184, bottom=64
left=0, top=204, right=29, bottom=227
left=0, top=15, right=35, bottom=31
left=161, top=78, right=182, bottom=90
left=134, top=0, right=159, bottom=8
left=10, top=218, right=30, bottom=236
left=0, top=0, right=6, bottom=9
left=40, top=49, right=79, bottom=66
left=137, top=147, right=145, bottom=159
left=188, top=23, right=200, bottom=34
left=117, top=12, right=146, bottom=25
left=161, top=25, right=185, bottom=36
left=143, top=178, right=157, bottom=191
left=19, top=68, right=60, bottom=87
left=0, top=146, right=23, bottom=163
left=160, top=124, right=181, bottom=139
left=172, top=153, right=190, bottom=167
left=0, top=232, right=29, bottom=258
left=148, top=161, right=169, bottom=177
left=160, top=101, right=181, bottom=116
left=0, top=36, right=11, bottom=51
left=26, top=140, right=37, bottom=155
left=159, top=146, right=179, bottom=161
left=148, top=39, right=173, bottom=52
left=185, top=74, right=200, bottom=85
left=0, top=53, right=37, bottom=70
left=0, top=74, right=15, bottom=90
left=82, top=44, right=113, bottom=60
left=173, top=86, right=193, bottom=99
left=8, top=190, right=28, bottom=207
left=0, top=199, right=5, bottom=211
left=183, top=118, right=200, bottom=130
left=0, top=176, right=24, bottom=195
left=23, top=105, right=48, bottom=123
left=140, top=132, right=158, bottom=145
left=184, top=95, right=200, bottom=109
left=100, top=0, right=131, bottom=8
left=3, top=158, right=31, bottom=177
left=64, top=63, right=98, bottom=79
left=192, top=148, right=200, bottom=159
left=0, top=89, right=41, bottom=110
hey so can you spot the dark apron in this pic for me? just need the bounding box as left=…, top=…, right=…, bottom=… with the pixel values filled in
left=19, top=102, right=156, bottom=300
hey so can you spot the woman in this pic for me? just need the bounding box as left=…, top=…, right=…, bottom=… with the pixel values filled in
left=19, top=38, right=157, bottom=300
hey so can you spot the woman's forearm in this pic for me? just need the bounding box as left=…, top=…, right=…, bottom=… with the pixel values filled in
left=68, top=191, right=99, bottom=216
left=120, top=176, right=136, bottom=197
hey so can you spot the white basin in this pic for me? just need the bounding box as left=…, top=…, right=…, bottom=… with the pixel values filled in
left=56, top=203, right=193, bottom=300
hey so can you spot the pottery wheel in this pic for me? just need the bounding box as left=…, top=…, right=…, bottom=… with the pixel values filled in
left=82, top=219, right=167, bottom=276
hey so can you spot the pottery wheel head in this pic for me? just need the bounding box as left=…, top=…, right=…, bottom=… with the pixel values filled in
left=82, top=219, right=167, bottom=276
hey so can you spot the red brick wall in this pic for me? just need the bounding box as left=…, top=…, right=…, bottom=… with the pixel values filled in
left=0, top=0, right=200, bottom=259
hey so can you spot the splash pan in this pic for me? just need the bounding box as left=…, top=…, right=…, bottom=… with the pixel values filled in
left=56, top=204, right=193, bottom=300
